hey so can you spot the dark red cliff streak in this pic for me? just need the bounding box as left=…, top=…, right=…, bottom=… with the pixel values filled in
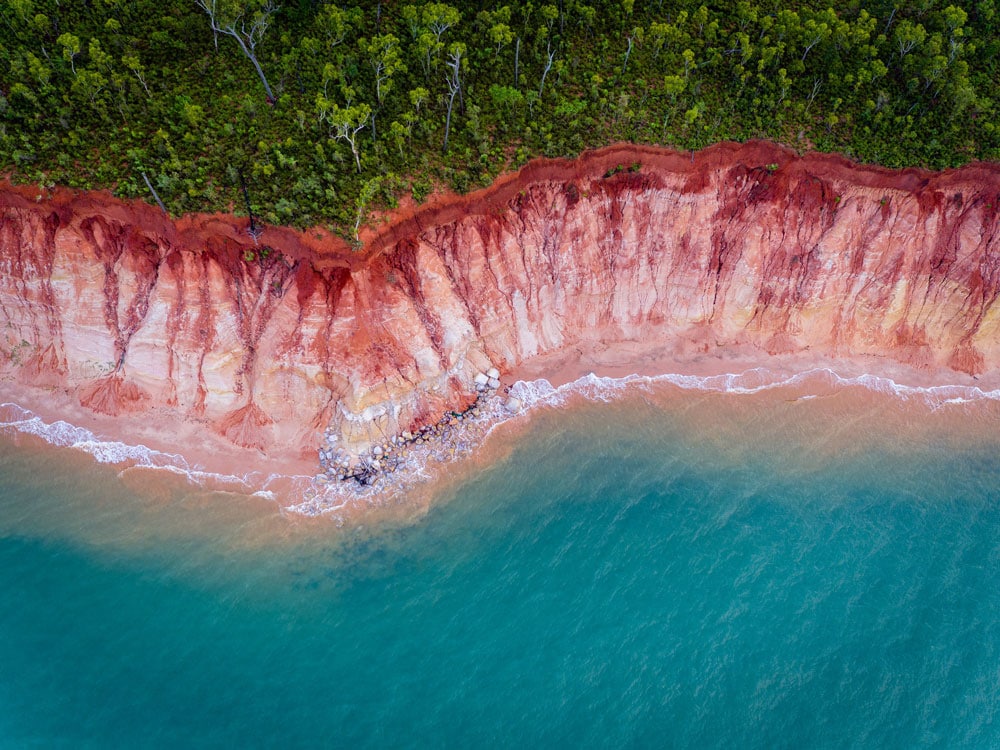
left=1, top=142, right=999, bottom=456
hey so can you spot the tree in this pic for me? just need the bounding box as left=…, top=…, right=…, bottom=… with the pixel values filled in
left=489, top=83, right=524, bottom=134
left=121, top=52, right=151, bottom=96
left=894, top=20, right=926, bottom=61
left=364, top=34, right=405, bottom=106
left=661, top=74, right=686, bottom=137
left=409, top=86, right=430, bottom=113
left=488, top=21, right=514, bottom=60
left=799, top=16, right=831, bottom=62
left=71, top=69, right=107, bottom=107
left=424, top=3, right=461, bottom=46
left=650, top=21, right=669, bottom=59
left=315, top=3, right=359, bottom=50
left=57, top=32, right=81, bottom=74
left=405, top=2, right=460, bottom=77
left=538, top=42, right=556, bottom=98
left=682, top=48, right=696, bottom=79
left=442, top=42, right=464, bottom=153
left=388, top=120, right=410, bottom=157
left=317, top=95, right=371, bottom=172
left=622, top=26, right=642, bottom=77
left=353, top=176, right=381, bottom=241
left=195, top=0, right=278, bottom=101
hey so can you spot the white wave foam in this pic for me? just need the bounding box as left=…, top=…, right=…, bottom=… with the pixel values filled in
left=0, top=402, right=188, bottom=468
left=296, top=365, right=1000, bottom=517
left=5, top=362, right=996, bottom=520
left=0, top=401, right=275, bottom=497
left=508, top=367, right=1000, bottom=411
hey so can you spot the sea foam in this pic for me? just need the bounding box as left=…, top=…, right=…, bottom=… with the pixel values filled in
left=508, top=367, right=1000, bottom=411
left=0, top=402, right=286, bottom=496
left=3, top=365, right=996, bottom=519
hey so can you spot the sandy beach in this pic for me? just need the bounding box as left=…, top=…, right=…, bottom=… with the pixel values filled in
left=4, top=333, right=998, bottom=526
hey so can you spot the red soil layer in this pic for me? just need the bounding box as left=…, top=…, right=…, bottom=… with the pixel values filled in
left=0, top=141, right=998, bottom=467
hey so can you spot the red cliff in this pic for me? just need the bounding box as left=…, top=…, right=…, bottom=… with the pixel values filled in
left=2, top=142, right=999, bottom=460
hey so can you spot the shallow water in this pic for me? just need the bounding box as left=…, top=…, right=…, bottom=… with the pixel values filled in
left=0, top=377, right=998, bottom=747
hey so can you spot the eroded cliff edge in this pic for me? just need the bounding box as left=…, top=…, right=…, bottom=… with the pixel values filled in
left=2, top=141, right=999, bottom=459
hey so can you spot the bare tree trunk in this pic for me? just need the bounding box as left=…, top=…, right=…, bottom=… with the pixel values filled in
left=238, top=169, right=262, bottom=241
left=443, top=91, right=456, bottom=152
left=514, top=37, right=520, bottom=88
left=622, top=35, right=633, bottom=77
left=539, top=44, right=555, bottom=98
left=443, top=49, right=463, bottom=153
left=141, top=172, right=167, bottom=214
left=234, top=34, right=275, bottom=101
left=196, top=0, right=277, bottom=102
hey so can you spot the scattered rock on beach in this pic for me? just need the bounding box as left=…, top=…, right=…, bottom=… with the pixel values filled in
left=310, top=382, right=525, bottom=507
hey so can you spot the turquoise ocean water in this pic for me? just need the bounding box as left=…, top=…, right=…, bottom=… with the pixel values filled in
left=0, top=374, right=998, bottom=747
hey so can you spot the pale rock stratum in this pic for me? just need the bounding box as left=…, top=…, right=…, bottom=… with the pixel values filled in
left=2, top=142, right=998, bottom=458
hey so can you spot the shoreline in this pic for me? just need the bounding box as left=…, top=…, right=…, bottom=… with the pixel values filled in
left=3, top=345, right=997, bottom=524
left=507, top=336, right=1000, bottom=394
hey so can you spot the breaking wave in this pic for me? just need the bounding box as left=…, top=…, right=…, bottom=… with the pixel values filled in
left=3, top=365, right=997, bottom=520
left=508, top=367, right=1000, bottom=410
left=0, top=402, right=292, bottom=497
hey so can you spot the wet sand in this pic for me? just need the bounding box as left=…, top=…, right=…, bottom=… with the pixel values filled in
left=3, top=342, right=997, bottom=527
left=510, top=337, right=1000, bottom=394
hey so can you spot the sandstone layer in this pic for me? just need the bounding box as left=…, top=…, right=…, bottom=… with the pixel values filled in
left=2, top=141, right=999, bottom=460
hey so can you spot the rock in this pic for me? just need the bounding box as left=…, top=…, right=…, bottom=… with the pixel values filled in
left=487, top=367, right=500, bottom=379
left=373, top=445, right=382, bottom=455
left=504, top=397, right=522, bottom=412
left=474, top=372, right=490, bottom=387
left=488, top=377, right=501, bottom=389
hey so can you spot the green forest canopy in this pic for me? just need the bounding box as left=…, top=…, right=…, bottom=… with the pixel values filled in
left=1, top=0, right=998, bottom=235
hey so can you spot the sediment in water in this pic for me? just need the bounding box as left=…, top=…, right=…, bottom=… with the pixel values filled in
left=3, top=354, right=999, bottom=523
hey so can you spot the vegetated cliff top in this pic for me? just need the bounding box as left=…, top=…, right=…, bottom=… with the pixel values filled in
left=2, top=0, right=998, bottom=235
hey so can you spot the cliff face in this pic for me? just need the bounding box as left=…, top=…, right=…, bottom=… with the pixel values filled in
left=2, top=142, right=999, bottom=456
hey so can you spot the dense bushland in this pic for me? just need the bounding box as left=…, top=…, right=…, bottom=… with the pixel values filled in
left=1, top=0, right=997, bottom=235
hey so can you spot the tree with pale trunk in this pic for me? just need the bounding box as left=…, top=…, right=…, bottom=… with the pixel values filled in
left=442, top=42, right=464, bottom=153
left=195, top=0, right=278, bottom=101
left=317, top=94, right=371, bottom=172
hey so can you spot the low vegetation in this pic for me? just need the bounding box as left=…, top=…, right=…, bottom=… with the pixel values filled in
left=1, top=0, right=997, bottom=235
